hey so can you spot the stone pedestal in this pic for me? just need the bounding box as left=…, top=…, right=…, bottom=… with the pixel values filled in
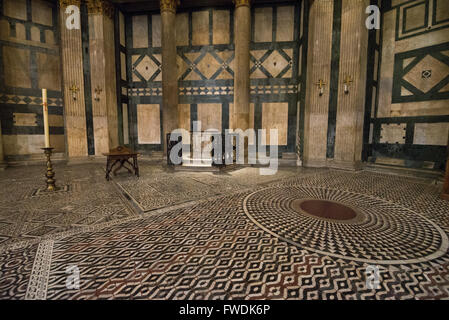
left=232, top=0, right=251, bottom=131
left=160, top=0, right=179, bottom=155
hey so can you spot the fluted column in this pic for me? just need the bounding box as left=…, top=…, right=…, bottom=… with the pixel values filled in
left=303, top=0, right=333, bottom=167
left=59, top=0, right=88, bottom=157
left=160, top=0, right=179, bottom=154
left=332, top=0, right=369, bottom=170
left=233, top=0, right=251, bottom=131
left=87, top=0, right=118, bottom=154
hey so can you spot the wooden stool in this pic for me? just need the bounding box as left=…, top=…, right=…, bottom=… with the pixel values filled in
left=103, top=146, right=139, bottom=181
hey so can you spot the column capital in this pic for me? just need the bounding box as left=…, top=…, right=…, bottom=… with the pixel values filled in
left=86, top=0, right=114, bottom=19
left=59, top=0, right=81, bottom=8
left=233, top=0, right=251, bottom=8
left=160, top=0, right=179, bottom=14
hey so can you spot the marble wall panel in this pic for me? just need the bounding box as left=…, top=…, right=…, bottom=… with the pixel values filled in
left=15, top=23, right=26, bottom=40
left=254, top=7, right=272, bottom=43
left=152, top=14, right=161, bottom=47
left=48, top=114, right=64, bottom=127
left=192, top=10, right=209, bottom=46
left=261, top=103, right=288, bottom=146
left=435, top=0, right=449, bottom=22
left=13, top=113, right=37, bottom=126
left=132, top=15, right=148, bottom=48
left=120, top=52, right=126, bottom=80
left=176, top=13, right=189, bottom=46
left=119, top=11, right=125, bottom=47
left=31, top=0, right=53, bottom=27
left=276, top=6, right=294, bottom=42
left=37, top=52, right=61, bottom=91
left=137, top=104, right=161, bottom=144
left=3, top=134, right=64, bottom=154
left=0, top=20, right=9, bottom=40
left=31, top=26, right=40, bottom=42
left=3, top=46, right=31, bottom=88
left=45, top=30, right=55, bottom=45
left=3, top=0, right=27, bottom=20
left=197, top=104, right=222, bottom=132
left=414, top=123, right=449, bottom=146
left=123, top=104, right=129, bottom=145
left=379, top=123, right=406, bottom=144
left=213, top=10, right=230, bottom=44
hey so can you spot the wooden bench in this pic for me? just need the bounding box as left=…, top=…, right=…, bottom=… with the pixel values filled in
left=103, top=146, right=139, bottom=181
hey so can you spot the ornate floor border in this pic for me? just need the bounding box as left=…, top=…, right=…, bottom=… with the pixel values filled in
left=25, top=240, right=54, bottom=300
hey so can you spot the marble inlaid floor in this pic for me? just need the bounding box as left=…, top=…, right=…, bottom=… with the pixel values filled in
left=0, top=163, right=448, bottom=300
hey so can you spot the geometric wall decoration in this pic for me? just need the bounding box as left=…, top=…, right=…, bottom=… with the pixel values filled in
left=395, top=0, right=449, bottom=40
left=393, top=42, right=449, bottom=102
left=125, top=3, right=304, bottom=156
left=250, top=49, right=293, bottom=79
left=178, top=50, right=234, bottom=81
left=0, top=0, right=63, bottom=156
left=132, top=54, right=162, bottom=82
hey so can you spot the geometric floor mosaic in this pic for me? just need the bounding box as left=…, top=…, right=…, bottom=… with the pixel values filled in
left=243, top=186, right=448, bottom=265
left=0, top=163, right=448, bottom=299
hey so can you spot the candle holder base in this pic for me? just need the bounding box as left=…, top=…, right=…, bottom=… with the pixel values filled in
left=42, top=147, right=57, bottom=192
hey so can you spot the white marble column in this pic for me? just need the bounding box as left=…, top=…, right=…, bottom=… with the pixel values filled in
left=86, top=0, right=118, bottom=154
left=303, top=0, right=334, bottom=167
left=59, top=0, right=88, bottom=157
left=232, top=0, right=251, bottom=131
left=332, top=0, right=369, bottom=170
left=160, top=0, right=179, bottom=154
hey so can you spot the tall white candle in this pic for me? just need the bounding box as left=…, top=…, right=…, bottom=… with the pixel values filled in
left=42, top=89, right=50, bottom=148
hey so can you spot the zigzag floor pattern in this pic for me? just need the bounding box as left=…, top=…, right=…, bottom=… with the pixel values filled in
left=0, top=164, right=448, bottom=300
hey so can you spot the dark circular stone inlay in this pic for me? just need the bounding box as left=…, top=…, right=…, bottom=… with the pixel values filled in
left=295, top=199, right=357, bottom=221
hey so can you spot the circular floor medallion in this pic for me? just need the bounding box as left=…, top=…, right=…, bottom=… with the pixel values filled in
left=243, top=186, right=449, bottom=264
left=292, top=199, right=358, bottom=221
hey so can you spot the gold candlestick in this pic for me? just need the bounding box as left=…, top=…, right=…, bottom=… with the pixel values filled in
left=42, top=147, right=56, bottom=191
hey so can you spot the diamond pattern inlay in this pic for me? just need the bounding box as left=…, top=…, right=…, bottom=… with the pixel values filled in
left=195, top=52, right=222, bottom=79
left=403, top=55, right=449, bottom=93
left=135, top=55, right=160, bottom=81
